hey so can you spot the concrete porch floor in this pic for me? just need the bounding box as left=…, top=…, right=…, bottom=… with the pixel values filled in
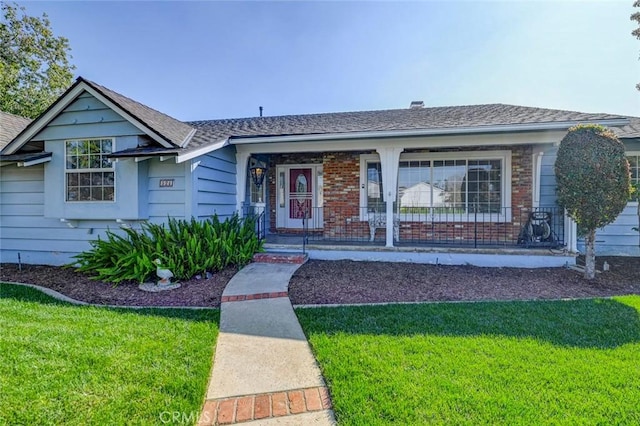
left=263, top=234, right=575, bottom=268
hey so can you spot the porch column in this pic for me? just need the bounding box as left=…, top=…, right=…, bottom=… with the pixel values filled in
left=564, top=211, right=578, bottom=253
left=236, top=151, right=251, bottom=215
left=376, top=147, right=404, bottom=247
left=532, top=151, right=544, bottom=208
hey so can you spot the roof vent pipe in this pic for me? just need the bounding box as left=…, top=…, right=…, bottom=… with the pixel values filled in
left=410, top=101, right=424, bottom=109
left=259, top=106, right=263, bottom=117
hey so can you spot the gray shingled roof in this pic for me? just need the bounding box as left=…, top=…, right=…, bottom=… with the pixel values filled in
left=5, top=76, right=637, bottom=159
left=81, top=78, right=195, bottom=147
left=185, top=104, right=628, bottom=149
left=612, top=117, right=640, bottom=139
left=0, top=111, right=31, bottom=150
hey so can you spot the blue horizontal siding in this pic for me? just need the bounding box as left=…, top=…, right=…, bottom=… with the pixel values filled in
left=0, top=164, right=141, bottom=265
left=147, top=160, right=187, bottom=221
left=33, top=92, right=142, bottom=141
left=193, top=147, right=237, bottom=221
left=577, top=204, right=640, bottom=256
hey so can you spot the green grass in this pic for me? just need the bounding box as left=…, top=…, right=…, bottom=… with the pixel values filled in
left=297, top=296, right=640, bottom=425
left=0, top=283, right=219, bottom=425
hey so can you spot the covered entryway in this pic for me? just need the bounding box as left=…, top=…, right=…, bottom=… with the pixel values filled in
left=276, top=165, right=323, bottom=229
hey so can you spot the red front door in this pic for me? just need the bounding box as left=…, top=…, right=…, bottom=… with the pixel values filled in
left=289, top=168, right=312, bottom=220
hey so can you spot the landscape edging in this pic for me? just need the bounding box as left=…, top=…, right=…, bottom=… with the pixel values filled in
left=0, top=281, right=215, bottom=310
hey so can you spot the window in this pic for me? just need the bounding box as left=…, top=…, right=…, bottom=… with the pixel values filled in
left=361, top=151, right=510, bottom=220
left=628, top=154, right=640, bottom=201
left=250, top=175, right=265, bottom=205
left=398, top=157, right=502, bottom=214
left=65, top=139, right=115, bottom=202
left=366, top=161, right=384, bottom=212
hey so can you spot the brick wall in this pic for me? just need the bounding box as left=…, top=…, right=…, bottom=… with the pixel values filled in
left=267, top=146, right=535, bottom=244
left=322, top=152, right=370, bottom=239
left=396, top=145, right=533, bottom=243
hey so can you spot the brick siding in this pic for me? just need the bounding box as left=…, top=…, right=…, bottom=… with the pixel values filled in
left=266, top=146, right=534, bottom=243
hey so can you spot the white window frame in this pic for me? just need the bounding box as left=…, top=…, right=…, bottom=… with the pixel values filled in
left=65, top=138, right=116, bottom=203
left=359, top=154, right=383, bottom=218
left=360, top=150, right=512, bottom=222
left=627, top=151, right=640, bottom=206
left=249, top=175, right=266, bottom=207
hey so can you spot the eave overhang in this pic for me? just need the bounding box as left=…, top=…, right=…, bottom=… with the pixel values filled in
left=0, top=152, right=52, bottom=167
left=2, top=78, right=191, bottom=155
left=229, top=118, right=631, bottom=145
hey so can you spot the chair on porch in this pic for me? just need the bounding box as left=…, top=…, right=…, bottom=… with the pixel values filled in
left=367, top=210, right=400, bottom=242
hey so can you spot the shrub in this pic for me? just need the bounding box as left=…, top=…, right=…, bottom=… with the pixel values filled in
left=555, top=124, right=630, bottom=279
left=71, top=214, right=263, bottom=284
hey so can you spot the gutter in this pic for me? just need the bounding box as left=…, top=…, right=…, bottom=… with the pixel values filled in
left=229, top=119, right=630, bottom=145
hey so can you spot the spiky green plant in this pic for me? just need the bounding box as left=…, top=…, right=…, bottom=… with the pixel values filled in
left=71, top=214, right=263, bottom=284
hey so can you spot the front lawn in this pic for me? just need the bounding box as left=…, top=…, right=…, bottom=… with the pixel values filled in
left=0, top=283, right=219, bottom=425
left=297, top=296, right=640, bottom=425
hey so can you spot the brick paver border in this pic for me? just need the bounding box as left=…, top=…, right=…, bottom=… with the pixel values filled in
left=221, top=291, right=288, bottom=303
left=198, top=386, right=331, bottom=425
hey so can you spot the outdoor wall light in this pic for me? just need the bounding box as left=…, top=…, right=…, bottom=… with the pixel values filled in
left=249, top=158, right=268, bottom=188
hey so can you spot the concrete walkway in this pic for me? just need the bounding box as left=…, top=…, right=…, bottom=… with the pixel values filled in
left=199, top=262, right=335, bottom=425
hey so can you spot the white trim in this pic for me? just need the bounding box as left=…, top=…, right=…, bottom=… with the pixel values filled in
left=134, top=156, right=152, bottom=163
left=230, top=119, right=629, bottom=145
left=4, top=84, right=87, bottom=154
left=17, top=156, right=52, bottom=167
left=180, top=128, right=198, bottom=148
left=64, top=137, right=116, bottom=203
left=533, top=151, right=544, bottom=208
left=4, top=82, right=180, bottom=154
left=627, top=151, right=640, bottom=206
left=359, top=150, right=512, bottom=223
left=399, top=150, right=509, bottom=161
left=236, top=151, right=250, bottom=213
left=184, top=160, right=196, bottom=219
left=233, top=130, right=570, bottom=156
left=175, top=139, right=229, bottom=163
left=80, top=84, right=176, bottom=149
left=276, top=164, right=323, bottom=229
left=249, top=175, right=267, bottom=206
left=60, top=218, right=78, bottom=228
left=377, top=147, right=404, bottom=247
left=359, top=153, right=381, bottom=218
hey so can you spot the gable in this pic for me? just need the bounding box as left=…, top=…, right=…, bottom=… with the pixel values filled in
left=31, top=92, right=143, bottom=142
left=2, top=78, right=196, bottom=156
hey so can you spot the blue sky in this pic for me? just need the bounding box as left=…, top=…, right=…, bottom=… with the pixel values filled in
left=17, top=1, right=640, bottom=121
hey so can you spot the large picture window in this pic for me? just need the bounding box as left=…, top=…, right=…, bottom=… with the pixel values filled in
left=65, top=139, right=115, bottom=202
left=361, top=151, right=510, bottom=220
left=398, top=158, right=502, bottom=214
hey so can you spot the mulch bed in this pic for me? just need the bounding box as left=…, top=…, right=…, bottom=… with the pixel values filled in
left=1, top=256, right=639, bottom=307
left=0, top=263, right=238, bottom=308
left=288, top=256, right=640, bottom=305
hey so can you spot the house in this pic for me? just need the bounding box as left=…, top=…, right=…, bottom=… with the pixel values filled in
left=0, top=111, right=32, bottom=150
left=1, top=77, right=638, bottom=267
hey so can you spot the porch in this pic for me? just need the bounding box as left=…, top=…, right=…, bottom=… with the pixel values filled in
left=245, top=205, right=575, bottom=268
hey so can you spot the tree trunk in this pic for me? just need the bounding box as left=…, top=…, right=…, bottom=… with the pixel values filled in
left=584, top=229, right=596, bottom=280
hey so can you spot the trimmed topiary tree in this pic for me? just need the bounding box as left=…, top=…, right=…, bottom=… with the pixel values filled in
left=555, top=124, right=630, bottom=279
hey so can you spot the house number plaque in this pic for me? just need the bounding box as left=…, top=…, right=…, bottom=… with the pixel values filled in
left=159, top=179, right=174, bottom=188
